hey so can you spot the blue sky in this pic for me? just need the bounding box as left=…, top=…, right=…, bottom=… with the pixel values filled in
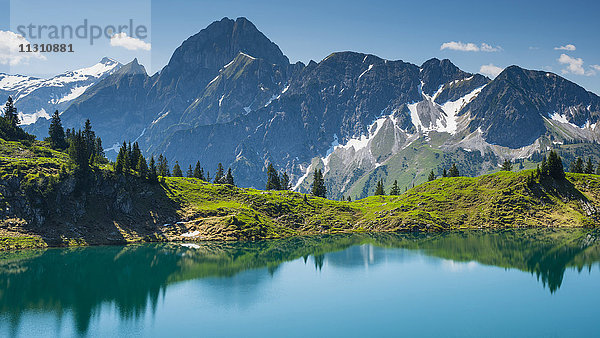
left=1, top=0, right=600, bottom=94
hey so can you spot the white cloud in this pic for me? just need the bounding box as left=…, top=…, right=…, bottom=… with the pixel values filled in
left=591, top=65, right=600, bottom=71
left=440, top=41, right=502, bottom=52
left=0, top=30, right=46, bottom=65
left=479, top=64, right=504, bottom=78
left=110, top=33, right=151, bottom=51
left=554, top=44, right=576, bottom=51
left=557, top=54, right=595, bottom=76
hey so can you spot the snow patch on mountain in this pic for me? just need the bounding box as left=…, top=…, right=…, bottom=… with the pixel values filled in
left=409, top=84, right=485, bottom=135
left=358, top=65, right=373, bottom=80
left=18, top=108, right=50, bottom=125
left=54, top=84, right=93, bottom=104
left=438, top=85, right=485, bottom=134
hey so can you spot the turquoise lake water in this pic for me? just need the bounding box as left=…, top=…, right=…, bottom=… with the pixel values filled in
left=1, top=229, right=599, bottom=337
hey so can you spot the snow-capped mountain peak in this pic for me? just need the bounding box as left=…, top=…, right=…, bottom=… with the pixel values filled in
left=0, top=57, right=122, bottom=125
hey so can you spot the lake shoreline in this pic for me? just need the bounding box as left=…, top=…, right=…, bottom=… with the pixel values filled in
left=1, top=224, right=594, bottom=252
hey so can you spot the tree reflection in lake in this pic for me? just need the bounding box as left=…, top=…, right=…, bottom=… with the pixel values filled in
left=0, top=228, right=598, bottom=335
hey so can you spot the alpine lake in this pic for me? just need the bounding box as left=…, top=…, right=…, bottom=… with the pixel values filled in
left=1, top=228, right=599, bottom=337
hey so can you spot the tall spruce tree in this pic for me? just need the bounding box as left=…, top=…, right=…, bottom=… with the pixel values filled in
left=67, top=130, right=89, bottom=170
left=266, top=163, right=281, bottom=190
left=570, top=157, right=584, bottom=173
left=547, top=150, right=565, bottom=179
left=186, top=165, right=194, bottom=177
left=115, top=143, right=127, bottom=174
left=280, top=172, right=290, bottom=190
left=136, top=154, right=148, bottom=178
left=374, top=179, right=385, bottom=196
left=3, top=96, right=18, bottom=127
left=541, top=156, right=549, bottom=176
left=428, top=170, right=436, bottom=181
left=584, top=157, right=594, bottom=174
left=172, top=161, right=183, bottom=177
left=225, top=168, right=235, bottom=186
left=448, top=163, right=460, bottom=177
left=94, top=136, right=105, bottom=164
left=311, top=169, right=326, bottom=198
left=148, top=156, right=158, bottom=182
left=83, top=119, right=95, bottom=154
left=389, top=180, right=401, bottom=195
left=157, top=154, right=169, bottom=177
left=47, top=110, right=67, bottom=149
left=193, top=161, right=204, bottom=180
left=131, top=142, right=142, bottom=169
left=214, top=163, right=225, bottom=183
left=501, top=159, right=513, bottom=171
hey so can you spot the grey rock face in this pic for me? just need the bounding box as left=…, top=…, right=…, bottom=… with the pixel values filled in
left=464, top=66, right=600, bottom=148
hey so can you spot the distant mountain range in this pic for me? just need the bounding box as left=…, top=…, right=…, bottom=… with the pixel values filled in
left=11, top=17, right=600, bottom=198
left=0, top=57, right=121, bottom=124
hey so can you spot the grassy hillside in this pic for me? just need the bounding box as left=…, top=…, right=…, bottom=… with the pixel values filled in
left=0, top=138, right=599, bottom=251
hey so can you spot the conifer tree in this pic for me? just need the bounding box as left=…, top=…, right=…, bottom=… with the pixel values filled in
left=428, top=170, right=436, bottom=181
left=347, top=196, right=352, bottom=202
left=311, top=169, right=326, bottom=197
left=193, top=161, right=204, bottom=180
left=3, top=96, right=18, bottom=127
left=449, top=163, right=460, bottom=177
left=47, top=110, right=67, bottom=149
left=83, top=119, right=95, bottom=154
left=584, top=157, right=594, bottom=174
left=206, top=171, right=210, bottom=182
left=547, top=150, right=565, bottom=179
left=280, top=172, right=290, bottom=190
left=442, top=168, right=447, bottom=177
left=172, top=161, right=183, bottom=177
left=122, top=141, right=131, bottom=172
left=131, top=142, right=142, bottom=169
left=597, top=164, right=600, bottom=175
left=186, top=165, right=194, bottom=177
left=389, top=180, right=401, bottom=195
left=570, top=157, right=583, bottom=173
left=67, top=130, right=89, bottom=171
left=266, top=163, right=281, bottom=190
left=115, top=143, right=127, bottom=174
left=157, top=154, right=169, bottom=177
left=501, top=159, right=513, bottom=171
left=136, top=154, right=148, bottom=178
left=148, top=156, right=158, bottom=182
left=374, top=179, right=385, bottom=196
left=225, top=168, right=235, bottom=186
left=214, top=163, right=225, bottom=183
left=95, top=136, right=105, bottom=163
left=541, top=156, right=549, bottom=176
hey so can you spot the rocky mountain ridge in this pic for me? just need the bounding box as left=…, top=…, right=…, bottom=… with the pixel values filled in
left=19, top=17, right=600, bottom=198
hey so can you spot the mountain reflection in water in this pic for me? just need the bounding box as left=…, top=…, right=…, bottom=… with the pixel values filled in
left=0, top=228, right=598, bottom=336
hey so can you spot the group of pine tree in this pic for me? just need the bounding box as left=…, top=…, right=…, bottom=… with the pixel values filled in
left=3, top=96, right=600, bottom=201
left=114, top=142, right=235, bottom=185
